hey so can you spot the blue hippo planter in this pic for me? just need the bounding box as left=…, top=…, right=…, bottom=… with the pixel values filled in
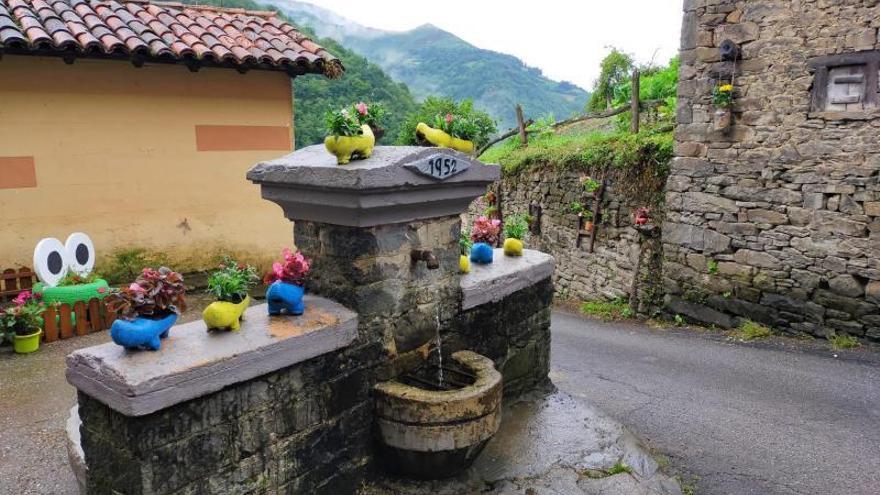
left=110, top=314, right=178, bottom=351
left=267, top=281, right=305, bottom=316
left=469, top=242, right=494, bottom=265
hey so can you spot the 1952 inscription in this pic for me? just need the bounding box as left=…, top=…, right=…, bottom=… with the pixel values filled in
left=405, top=154, right=469, bottom=180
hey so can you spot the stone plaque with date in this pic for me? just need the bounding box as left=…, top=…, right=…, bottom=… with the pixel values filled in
left=405, top=154, right=469, bottom=180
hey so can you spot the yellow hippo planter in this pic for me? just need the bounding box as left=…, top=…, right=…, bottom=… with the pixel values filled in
left=325, top=125, right=375, bottom=165
left=203, top=296, right=251, bottom=331
left=416, top=122, right=475, bottom=154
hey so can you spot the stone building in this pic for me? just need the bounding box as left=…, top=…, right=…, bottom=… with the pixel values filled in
left=667, top=0, right=880, bottom=341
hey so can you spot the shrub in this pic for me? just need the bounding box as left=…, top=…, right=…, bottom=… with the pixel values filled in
left=206, top=257, right=258, bottom=303
left=264, top=248, right=311, bottom=286
left=735, top=320, right=772, bottom=340
left=471, top=216, right=501, bottom=245
left=580, top=299, right=633, bottom=320
left=503, top=214, right=529, bottom=240
left=106, top=267, right=187, bottom=319
left=397, top=97, right=496, bottom=148
left=829, top=333, right=860, bottom=350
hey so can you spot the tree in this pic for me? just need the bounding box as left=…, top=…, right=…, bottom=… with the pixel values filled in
left=587, top=48, right=634, bottom=112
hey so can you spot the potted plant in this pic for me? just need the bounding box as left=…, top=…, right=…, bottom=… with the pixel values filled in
left=202, top=257, right=258, bottom=331
left=106, top=267, right=186, bottom=351
left=354, top=101, right=387, bottom=140
left=581, top=211, right=595, bottom=232
left=503, top=214, right=529, bottom=257
left=265, top=248, right=310, bottom=316
left=416, top=113, right=478, bottom=154
left=712, top=83, right=734, bottom=131
left=324, top=105, right=375, bottom=165
left=634, top=207, right=651, bottom=226
left=469, top=216, right=501, bottom=265
left=459, top=228, right=473, bottom=274
left=581, top=176, right=601, bottom=195
left=0, top=291, right=47, bottom=354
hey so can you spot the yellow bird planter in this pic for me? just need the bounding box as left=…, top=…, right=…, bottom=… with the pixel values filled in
left=459, top=254, right=471, bottom=274
left=503, top=238, right=524, bottom=256
left=203, top=296, right=251, bottom=331
left=416, top=122, right=475, bottom=154
left=324, top=125, right=375, bottom=165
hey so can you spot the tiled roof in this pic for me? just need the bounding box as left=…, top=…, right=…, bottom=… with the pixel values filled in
left=0, top=0, right=342, bottom=76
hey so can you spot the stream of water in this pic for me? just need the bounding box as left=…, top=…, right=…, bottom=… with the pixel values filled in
left=435, top=310, right=444, bottom=388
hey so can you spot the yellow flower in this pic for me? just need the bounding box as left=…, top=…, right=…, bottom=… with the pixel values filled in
left=719, top=84, right=734, bottom=92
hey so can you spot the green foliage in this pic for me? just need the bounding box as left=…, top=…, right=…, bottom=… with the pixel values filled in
left=459, top=228, right=473, bottom=255
left=324, top=105, right=363, bottom=137
left=99, top=248, right=170, bottom=285
left=674, top=314, right=686, bottom=326
left=610, top=56, right=680, bottom=129
left=503, top=214, right=529, bottom=240
left=708, top=260, right=719, bottom=275
left=398, top=97, right=496, bottom=147
left=735, top=320, right=773, bottom=340
left=0, top=292, right=47, bottom=339
left=713, top=83, right=734, bottom=108
left=570, top=201, right=586, bottom=215
left=580, top=176, right=601, bottom=193
left=829, top=333, right=860, bottom=350
left=587, top=48, right=634, bottom=112
left=607, top=462, right=633, bottom=475
left=580, top=298, right=633, bottom=321
left=206, top=257, right=259, bottom=303
left=58, top=271, right=101, bottom=286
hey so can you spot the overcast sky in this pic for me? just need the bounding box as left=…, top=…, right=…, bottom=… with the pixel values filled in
left=297, top=0, right=684, bottom=91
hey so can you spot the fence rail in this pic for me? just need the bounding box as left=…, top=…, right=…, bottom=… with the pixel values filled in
left=0, top=267, right=35, bottom=303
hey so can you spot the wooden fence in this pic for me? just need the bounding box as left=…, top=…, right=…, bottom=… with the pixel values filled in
left=1, top=266, right=116, bottom=342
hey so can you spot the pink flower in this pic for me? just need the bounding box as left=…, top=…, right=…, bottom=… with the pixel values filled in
left=129, top=283, right=145, bottom=292
left=356, top=102, right=368, bottom=116
left=97, top=287, right=106, bottom=294
left=13, top=290, right=31, bottom=306
left=445, top=113, right=454, bottom=124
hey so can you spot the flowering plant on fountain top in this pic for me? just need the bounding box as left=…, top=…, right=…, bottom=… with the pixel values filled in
left=502, top=213, right=530, bottom=257
left=416, top=112, right=479, bottom=154
left=202, top=257, right=258, bottom=332
left=324, top=102, right=377, bottom=165
left=0, top=290, right=48, bottom=354
left=106, top=267, right=186, bottom=351
left=264, top=248, right=310, bottom=316
left=470, top=216, right=501, bottom=265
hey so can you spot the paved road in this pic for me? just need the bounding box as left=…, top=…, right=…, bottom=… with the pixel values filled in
left=550, top=310, right=880, bottom=495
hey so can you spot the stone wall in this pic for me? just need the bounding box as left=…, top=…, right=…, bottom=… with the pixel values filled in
left=670, top=0, right=880, bottom=341
left=467, top=166, right=664, bottom=310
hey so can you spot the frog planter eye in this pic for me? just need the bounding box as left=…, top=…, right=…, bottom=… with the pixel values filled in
left=33, top=233, right=96, bottom=287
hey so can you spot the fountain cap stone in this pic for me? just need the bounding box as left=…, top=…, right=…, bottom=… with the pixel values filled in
left=247, top=145, right=500, bottom=227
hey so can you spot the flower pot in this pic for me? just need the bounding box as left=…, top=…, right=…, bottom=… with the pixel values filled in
left=324, top=125, right=375, bottom=164
left=469, top=242, right=494, bottom=265
left=370, top=125, right=386, bottom=141
left=110, top=313, right=178, bottom=351
left=503, top=238, right=524, bottom=257
left=267, top=281, right=305, bottom=316
left=203, top=296, right=250, bottom=331
left=34, top=279, right=110, bottom=305
left=415, top=123, right=474, bottom=154
left=584, top=221, right=594, bottom=232
left=459, top=254, right=471, bottom=274
left=13, top=329, right=42, bottom=354
left=714, top=108, right=732, bottom=131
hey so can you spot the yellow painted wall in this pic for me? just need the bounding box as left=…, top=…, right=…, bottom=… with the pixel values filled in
left=0, top=55, right=295, bottom=271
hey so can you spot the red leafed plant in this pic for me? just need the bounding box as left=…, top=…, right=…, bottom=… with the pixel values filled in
left=106, top=267, right=187, bottom=319
left=471, top=216, right=502, bottom=245
left=264, top=248, right=311, bottom=286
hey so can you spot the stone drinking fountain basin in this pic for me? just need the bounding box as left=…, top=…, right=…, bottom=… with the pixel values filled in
left=374, top=350, right=502, bottom=479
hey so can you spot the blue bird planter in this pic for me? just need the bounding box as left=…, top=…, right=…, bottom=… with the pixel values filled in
left=110, top=313, right=178, bottom=351
left=267, top=281, right=305, bottom=316
left=470, top=242, right=494, bottom=265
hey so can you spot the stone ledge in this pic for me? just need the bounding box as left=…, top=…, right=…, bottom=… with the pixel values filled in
left=65, top=296, right=357, bottom=417
left=461, top=249, right=555, bottom=310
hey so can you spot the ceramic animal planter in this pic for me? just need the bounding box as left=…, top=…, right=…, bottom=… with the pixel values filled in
left=459, top=254, right=471, bottom=274
left=470, top=242, right=494, bottom=265
left=503, top=238, right=524, bottom=257
left=416, top=123, right=474, bottom=154
left=203, top=296, right=250, bottom=331
left=110, top=313, right=178, bottom=351
left=267, top=281, right=305, bottom=316
left=325, top=125, right=375, bottom=165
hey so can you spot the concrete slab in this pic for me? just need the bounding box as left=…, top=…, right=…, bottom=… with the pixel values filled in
left=65, top=296, right=357, bottom=416
left=247, top=145, right=500, bottom=227
left=460, top=249, right=555, bottom=310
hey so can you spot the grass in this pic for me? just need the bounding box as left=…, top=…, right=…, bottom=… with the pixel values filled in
left=733, top=320, right=773, bottom=340
left=829, top=333, right=860, bottom=350
left=580, top=461, right=633, bottom=479
left=607, top=462, right=633, bottom=475
left=580, top=298, right=634, bottom=321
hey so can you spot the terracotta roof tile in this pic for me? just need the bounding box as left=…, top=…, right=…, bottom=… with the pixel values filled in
left=0, top=0, right=341, bottom=76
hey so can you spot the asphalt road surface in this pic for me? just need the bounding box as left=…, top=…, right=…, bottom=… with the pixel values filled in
left=550, top=310, right=880, bottom=495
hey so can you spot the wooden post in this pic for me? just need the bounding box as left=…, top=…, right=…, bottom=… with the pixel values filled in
left=515, top=104, right=528, bottom=146
left=630, top=69, right=640, bottom=134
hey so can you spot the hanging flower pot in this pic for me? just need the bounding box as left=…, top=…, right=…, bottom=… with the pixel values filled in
left=105, top=267, right=186, bottom=351
left=584, top=220, right=594, bottom=232
left=714, top=108, right=732, bottom=131
left=416, top=121, right=474, bottom=154
left=264, top=248, right=310, bottom=316
left=712, top=83, right=734, bottom=132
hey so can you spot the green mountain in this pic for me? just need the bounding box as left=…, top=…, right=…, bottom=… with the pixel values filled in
left=266, top=1, right=590, bottom=131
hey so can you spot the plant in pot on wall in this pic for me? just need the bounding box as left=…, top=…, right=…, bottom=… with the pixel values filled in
left=503, top=214, right=529, bottom=257
left=0, top=291, right=48, bottom=354
left=324, top=104, right=375, bottom=165
left=416, top=112, right=480, bottom=154
left=354, top=101, right=387, bottom=140
left=469, top=216, right=501, bottom=265
left=106, top=267, right=186, bottom=351
left=202, top=257, right=258, bottom=331
left=265, top=248, right=310, bottom=316
left=712, top=83, right=734, bottom=131
left=459, top=228, right=473, bottom=274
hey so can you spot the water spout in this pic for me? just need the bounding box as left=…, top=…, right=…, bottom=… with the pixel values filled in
left=435, top=309, right=443, bottom=388
left=411, top=249, right=440, bottom=269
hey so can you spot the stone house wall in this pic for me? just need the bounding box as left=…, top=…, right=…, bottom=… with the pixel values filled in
left=467, top=167, right=664, bottom=310
left=670, top=0, right=880, bottom=341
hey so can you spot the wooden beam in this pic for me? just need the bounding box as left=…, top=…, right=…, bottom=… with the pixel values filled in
left=515, top=104, right=528, bottom=146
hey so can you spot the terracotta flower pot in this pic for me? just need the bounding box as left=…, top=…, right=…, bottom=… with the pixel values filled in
left=714, top=108, right=732, bottom=131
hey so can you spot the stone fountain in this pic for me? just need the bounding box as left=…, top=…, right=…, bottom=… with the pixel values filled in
left=65, top=145, right=555, bottom=493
